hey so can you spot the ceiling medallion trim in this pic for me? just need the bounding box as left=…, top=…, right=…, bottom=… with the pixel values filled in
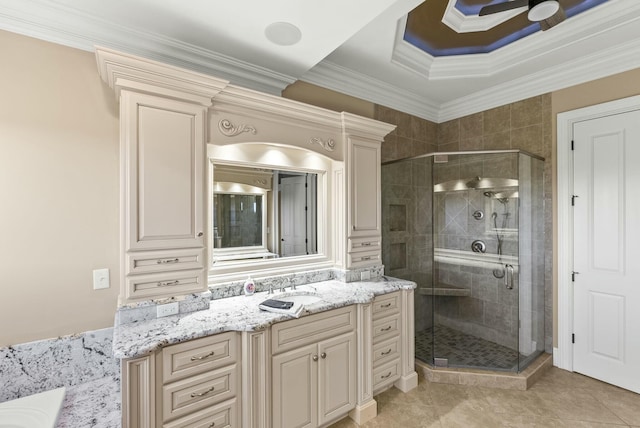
left=218, top=119, right=257, bottom=137
left=441, top=0, right=525, bottom=33
left=309, top=137, right=336, bottom=152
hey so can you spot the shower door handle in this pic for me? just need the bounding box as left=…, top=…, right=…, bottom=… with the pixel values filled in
left=505, top=264, right=514, bottom=290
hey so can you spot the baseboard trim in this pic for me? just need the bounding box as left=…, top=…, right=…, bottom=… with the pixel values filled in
left=348, top=399, right=377, bottom=425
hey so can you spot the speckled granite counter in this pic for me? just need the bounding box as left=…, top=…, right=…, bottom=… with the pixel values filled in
left=56, top=376, right=120, bottom=428
left=113, top=277, right=415, bottom=359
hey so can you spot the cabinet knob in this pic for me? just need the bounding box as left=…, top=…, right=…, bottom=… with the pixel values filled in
left=320, top=352, right=327, bottom=359
left=312, top=355, right=318, bottom=362
left=197, top=231, right=204, bottom=237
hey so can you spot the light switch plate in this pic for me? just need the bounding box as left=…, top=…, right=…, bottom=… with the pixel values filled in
left=93, top=268, right=110, bottom=290
left=157, top=302, right=179, bottom=318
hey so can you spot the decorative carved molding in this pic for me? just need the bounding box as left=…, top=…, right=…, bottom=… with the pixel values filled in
left=309, top=137, right=336, bottom=152
left=254, top=178, right=268, bottom=186
left=218, top=119, right=257, bottom=137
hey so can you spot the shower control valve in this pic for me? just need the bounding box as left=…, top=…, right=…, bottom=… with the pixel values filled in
left=471, top=240, right=486, bottom=253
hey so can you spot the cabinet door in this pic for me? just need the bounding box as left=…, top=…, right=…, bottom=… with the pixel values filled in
left=347, top=138, right=381, bottom=238
left=123, top=91, right=206, bottom=251
left=317, top=332, right=356, bottom=426
left=272, top=344, right=317, bottom=428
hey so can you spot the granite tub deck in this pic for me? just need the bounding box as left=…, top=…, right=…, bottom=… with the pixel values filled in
left=113, top=277, right=415, bottom=359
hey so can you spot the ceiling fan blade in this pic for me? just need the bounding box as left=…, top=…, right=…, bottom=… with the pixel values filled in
left=479, top=0, right=528, bottom=16
left=539, top=4, right=566, bottom=30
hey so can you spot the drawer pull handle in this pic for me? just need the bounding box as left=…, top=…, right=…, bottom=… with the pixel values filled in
left=380, top=326, right=392, bottom=332
left=380, top=303, right=392, bottom=308
left=208, top=423, right=215, bottom=428
left=361, top=256, right=371, bottom=261
left=157, top=258, right=179, bottom=264
left=190, top=351, right=215, bottom=361
left=381, top=372, right=392, bottom=379
left=190, top=386, right=215, bottom=398
left=157, top=280, right=179, bottom=287
left=321, top=352, right=327, bottom=359
left=361, top=242, right=372, bottom=246
left=381, top=349, right=392, bottom=356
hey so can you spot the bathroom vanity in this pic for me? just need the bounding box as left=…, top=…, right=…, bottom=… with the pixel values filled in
left=96, top=48, right=417, bottom=427
left=114, top=280, right=417, bottom=428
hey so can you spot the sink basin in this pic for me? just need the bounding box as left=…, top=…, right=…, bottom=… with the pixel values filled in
left=273, top=291, right=323, bottom=305
left=0, top=387, right=66, bottom=428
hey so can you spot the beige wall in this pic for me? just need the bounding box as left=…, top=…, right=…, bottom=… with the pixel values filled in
left=0, top=30, right=120, bottom=347
left=283, top=81, right=375, bottom=119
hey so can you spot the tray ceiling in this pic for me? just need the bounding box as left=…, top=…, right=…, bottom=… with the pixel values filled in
left=1, top=0, right=639, bottom=122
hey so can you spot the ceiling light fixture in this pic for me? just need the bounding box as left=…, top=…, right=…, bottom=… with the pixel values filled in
left=264, top=22, right=302, bottom=46
left=527, top=0, right=560, bottom=22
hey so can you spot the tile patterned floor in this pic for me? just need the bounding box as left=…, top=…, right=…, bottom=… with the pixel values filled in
left=330, top=367, right=640, bottom=427
left=416, top=325, right=525, bottom=371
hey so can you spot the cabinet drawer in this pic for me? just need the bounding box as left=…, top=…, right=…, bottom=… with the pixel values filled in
left=373, top=358, right=400, bottom=391
left=162, top=332, right=238, bottom=383
left=125, top=269, right=206, bottom=301
left=162, top=365, right=237, bottom=422
left=127, top=248, right=205, bottom=275
left=372, top=313, right=400, bottom=341
left=347, top=250, right=380, bottom=268
left=272, top=305, right=356, bottom=355
left=372, top=292, right=400, bottom=320
left=348, top=237, right=381, bottom=253
left=373, top=335, right=401, bottom=367
left=163, top=397, right=237, bottom=428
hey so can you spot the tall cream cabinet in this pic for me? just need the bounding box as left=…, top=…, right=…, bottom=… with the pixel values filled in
left=346, top=137, right=382, bottom=269
left=121, top=91, right=209, bottom=302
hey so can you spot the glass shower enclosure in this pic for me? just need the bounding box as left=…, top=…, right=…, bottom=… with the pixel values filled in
left=382, top=151, right=545, bottom=372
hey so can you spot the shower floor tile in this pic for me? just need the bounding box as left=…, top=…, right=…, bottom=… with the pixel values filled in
left=416, top=325, right=524, bottom=371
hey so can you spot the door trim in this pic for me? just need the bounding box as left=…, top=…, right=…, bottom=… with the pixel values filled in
left=556, top=95, right=640, bottom=371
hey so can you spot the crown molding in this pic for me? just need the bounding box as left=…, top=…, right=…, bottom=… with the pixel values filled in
left=302, top=60, right=441, bottom=123
left=438, top=36, right=640, bottom=121
left=441, top=0, right=525, bottom=33
left=0, top=0, right=295, bottom=95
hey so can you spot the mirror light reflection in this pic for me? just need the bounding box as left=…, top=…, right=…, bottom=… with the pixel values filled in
left=212, top=164, right=318, bottom=262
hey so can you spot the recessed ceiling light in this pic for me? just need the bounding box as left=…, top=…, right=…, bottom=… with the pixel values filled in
left=265, top=22, right=302, bottom=46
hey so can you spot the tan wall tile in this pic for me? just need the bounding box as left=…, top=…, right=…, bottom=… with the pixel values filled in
left=439, top=119, right=460, bottom=145
left=483, top=130, right=511, bottom=150
left=511, top=124, right=543, bottom=156
left=484, top=105, right=511, bottom=134
left=511, top=96, right=542, bottom=129
left=460, top=112, right=483, bottom=140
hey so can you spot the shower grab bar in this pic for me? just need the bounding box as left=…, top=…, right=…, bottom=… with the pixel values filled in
left=505, top=264, right=514, bottom=290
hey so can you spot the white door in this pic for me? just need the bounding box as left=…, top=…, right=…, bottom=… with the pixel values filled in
left=573, top=110, right=640, bottom=393
left=280, top=176, right=308, bottom=257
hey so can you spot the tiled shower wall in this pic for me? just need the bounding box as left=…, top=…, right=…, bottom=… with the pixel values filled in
left=376, top=94, right=553, bottom=353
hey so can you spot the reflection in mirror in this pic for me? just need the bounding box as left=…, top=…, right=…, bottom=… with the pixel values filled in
left=212, top=164, right=318, bottom=262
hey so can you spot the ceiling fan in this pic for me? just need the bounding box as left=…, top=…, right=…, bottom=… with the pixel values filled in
left=479, top=0, right=566, bottom=31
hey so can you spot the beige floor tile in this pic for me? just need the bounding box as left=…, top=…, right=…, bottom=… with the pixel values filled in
left=591, top=388, right=640, bottom=426
left=532, top=388, right=626, bottom=425
left=330, top=369, right=638, bottom=428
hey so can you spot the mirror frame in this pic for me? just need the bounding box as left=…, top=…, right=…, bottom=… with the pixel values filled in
left=208, top=143, right=339, bottom=284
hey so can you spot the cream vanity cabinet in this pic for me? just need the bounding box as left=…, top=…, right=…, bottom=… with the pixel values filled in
left=120, top=91, right=209, bottom=302
left=271, top=306, right=357, bottom=428
left=122, top=331, right=241, bottom=428
left=346, top=136, right=382, bottom=269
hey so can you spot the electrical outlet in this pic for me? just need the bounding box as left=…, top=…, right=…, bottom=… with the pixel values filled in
left=93, top=268, right=110, bottom=290
left=157, top=302, right=179, bottom=318
left=360, top=270, right=371, bottom=281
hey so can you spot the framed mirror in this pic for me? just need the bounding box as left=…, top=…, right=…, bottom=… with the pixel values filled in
left=212, top=164, right=319, bottom=263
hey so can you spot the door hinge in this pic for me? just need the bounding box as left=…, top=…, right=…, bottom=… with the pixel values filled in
left=571, top=195, right=579, bottom=206
left=571, top=271, right=579, bottom=281
left=571, top=140, right=574, bottom=150
left=572, top=333, right=575, bottom=344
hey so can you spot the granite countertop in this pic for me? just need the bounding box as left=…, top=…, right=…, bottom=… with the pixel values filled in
left=113, top=277, right=415, bottom=359
left=56, top=376, right=121, bottom=428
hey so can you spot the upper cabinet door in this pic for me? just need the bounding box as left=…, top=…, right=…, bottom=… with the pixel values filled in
left=348, top=138, right=381, bottom=238
left=123, top=92, right=206, bottom=251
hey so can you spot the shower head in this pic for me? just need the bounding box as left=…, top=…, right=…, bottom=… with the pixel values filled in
left=483, top=191, right=509, bottom=204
